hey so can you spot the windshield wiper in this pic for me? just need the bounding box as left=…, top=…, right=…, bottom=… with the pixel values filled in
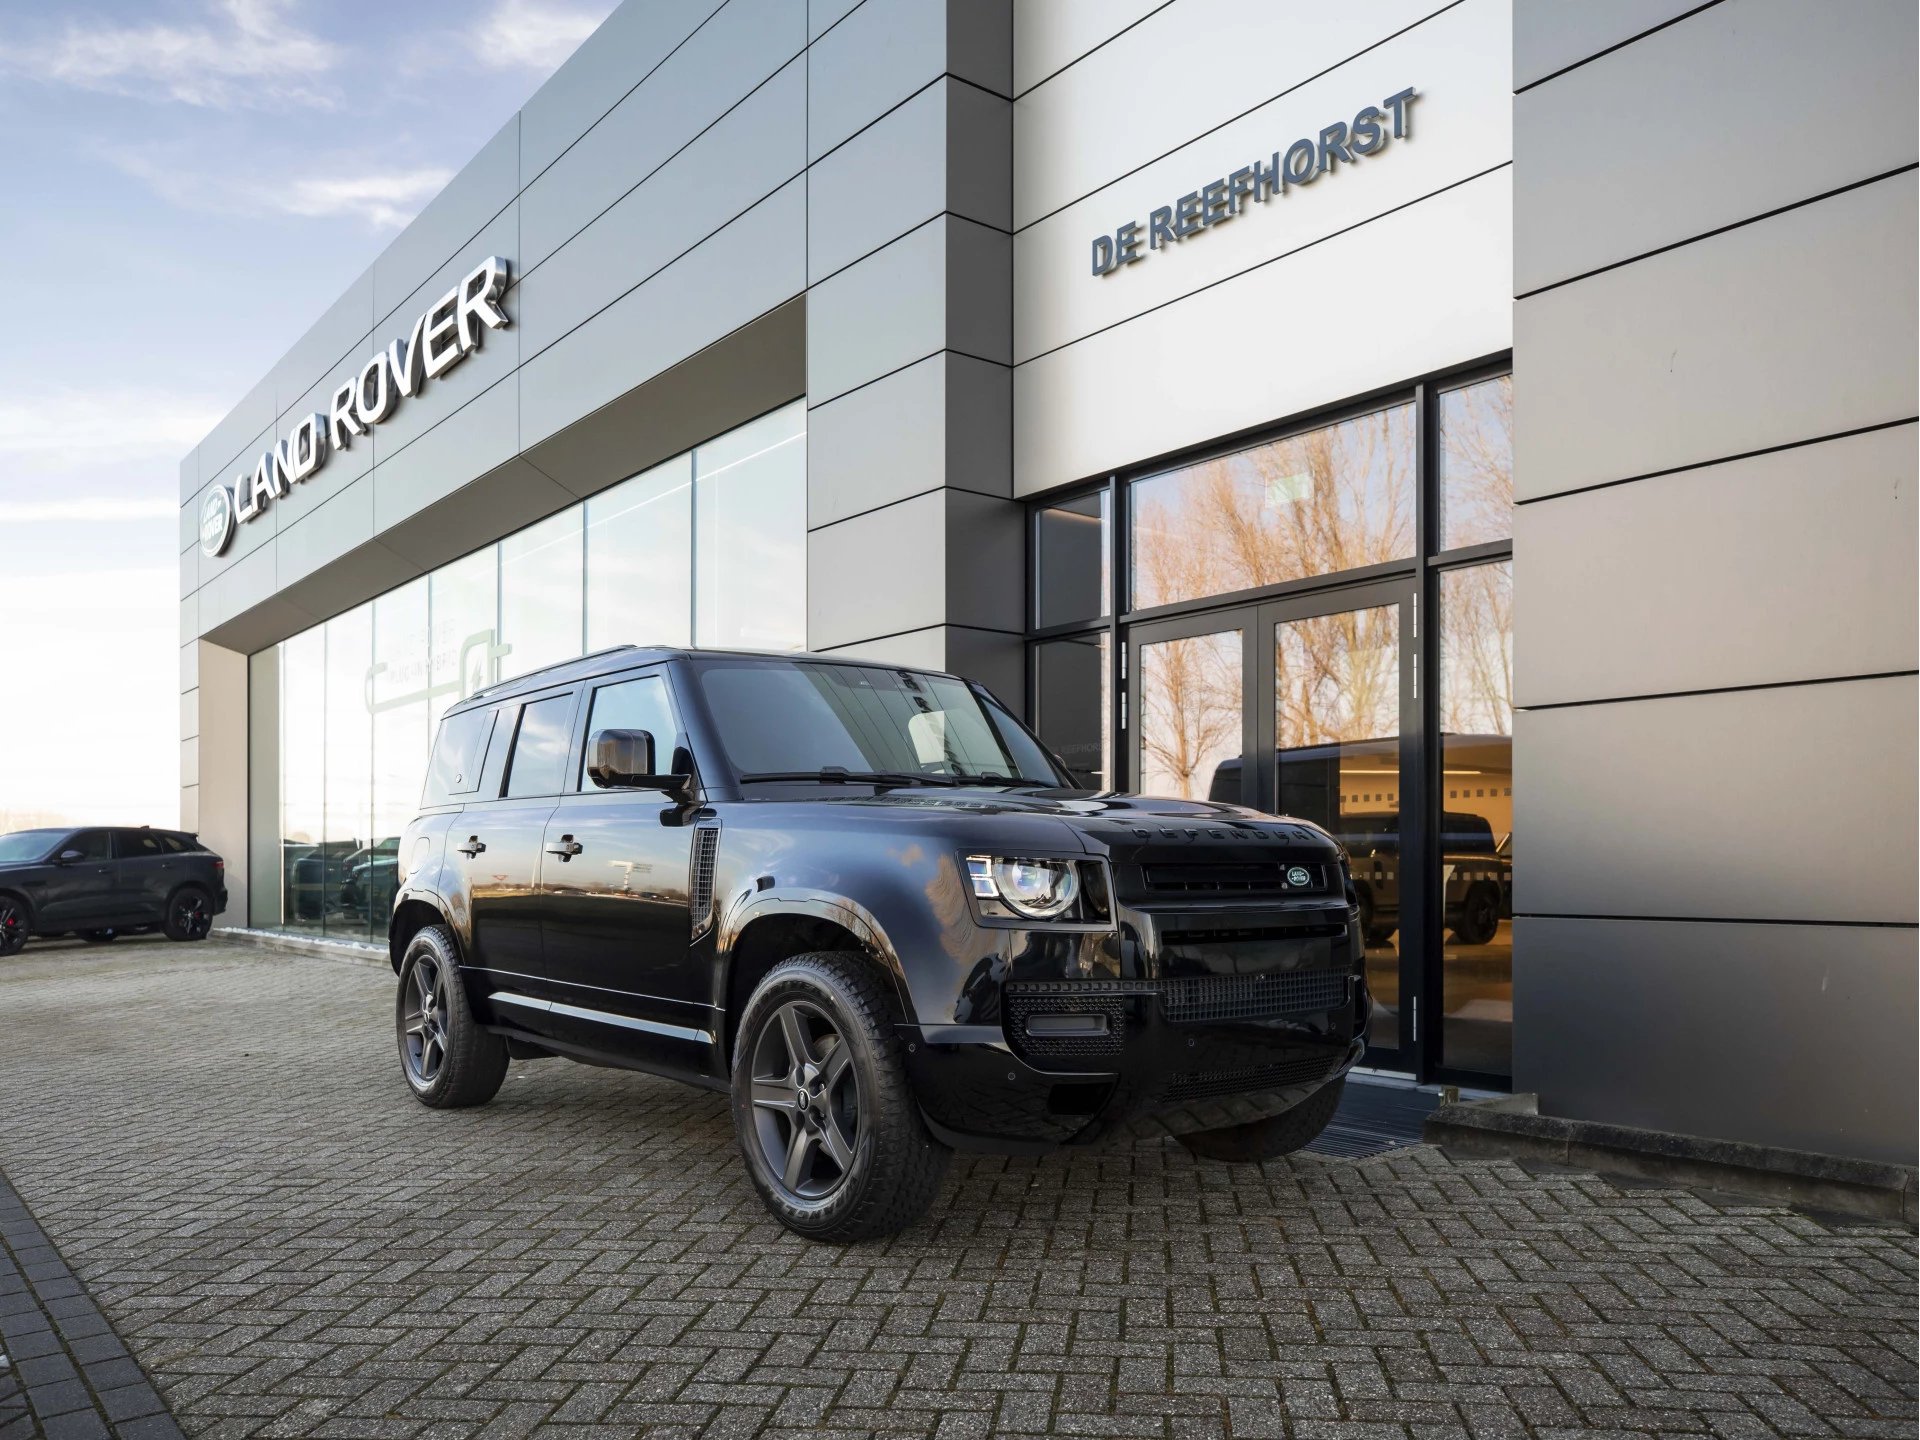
left=737, top=768, right=963, bottom=789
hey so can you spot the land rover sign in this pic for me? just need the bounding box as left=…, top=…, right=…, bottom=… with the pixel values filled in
left=198, top=255, right=511, bottom=557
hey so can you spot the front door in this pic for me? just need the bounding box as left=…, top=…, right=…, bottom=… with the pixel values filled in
left=39, top=829, right=122, bottom=929
left=536, top=670, right=707, bottom=1068
left=1128, top=580, right=1420, bottom=1071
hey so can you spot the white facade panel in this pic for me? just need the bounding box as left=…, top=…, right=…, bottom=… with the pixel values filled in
left=1014, top=168, right=1511, bottom=495
left=1016, top=0, right=1510, bottom=363
left=1013, top=0, right=1168, bottom=95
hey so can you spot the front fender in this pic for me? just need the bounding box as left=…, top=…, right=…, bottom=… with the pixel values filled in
left=716, top=886, right=914, bottom=1013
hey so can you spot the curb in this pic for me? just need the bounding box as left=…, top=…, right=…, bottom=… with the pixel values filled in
left=209, top=926, right=389, bottom=968
left=1425, top=1093, right=1918, bottom=1226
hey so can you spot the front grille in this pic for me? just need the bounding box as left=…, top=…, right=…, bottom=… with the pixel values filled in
left=1160, top=1054, right=1340, bottom=1104
left=1161, top=970, right=1350, bottom=1023
left=1161, top=924, right=1348, bottom=947
left=1140, top=861, right=1330, bottom=896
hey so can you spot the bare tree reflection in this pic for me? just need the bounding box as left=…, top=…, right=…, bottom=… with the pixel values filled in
left=1138, top=630, right=1240, bottom=800
left=1438, top=375, right=1514, bottom=551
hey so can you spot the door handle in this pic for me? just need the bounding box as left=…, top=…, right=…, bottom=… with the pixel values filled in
left=545, top=836, right=584, bottom=861
left=455, top=837, right=486, bottom=858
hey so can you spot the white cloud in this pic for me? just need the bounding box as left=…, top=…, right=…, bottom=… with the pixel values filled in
left=276, top=168, right=456, bottom=229
left=0, top=498, right=179, bottom=523
left=106, top=147, right=451, bottom=231
left=471, top=0, right=616, bottom=71
left=0, top=388, right=224, bottom=476
left=0, top=0, right=342, bottom=109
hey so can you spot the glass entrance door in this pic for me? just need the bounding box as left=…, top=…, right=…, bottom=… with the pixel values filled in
left=1129, top=580, right=1417, bottom=1069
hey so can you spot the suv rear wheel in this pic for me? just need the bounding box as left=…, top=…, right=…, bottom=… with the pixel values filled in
left=731, top=953, right=950, bottom=1242
left=1175, top=1077, right=1345, bottom=1163
left=396, top=925, right=508, bottom=1108
left=163, top=886, right=213, bottom=942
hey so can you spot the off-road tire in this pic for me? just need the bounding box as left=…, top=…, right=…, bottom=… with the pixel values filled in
left=1449, top=881, right=1501, bottom=947
left=396, top=925, right=508, bottom=1109
left=1175, top=1077, right=1346, bottom=1163
left=731, top=952, right=950, bottom=1243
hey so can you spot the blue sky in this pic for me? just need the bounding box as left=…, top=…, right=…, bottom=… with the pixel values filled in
left=0, top=0, right=617, bottom=828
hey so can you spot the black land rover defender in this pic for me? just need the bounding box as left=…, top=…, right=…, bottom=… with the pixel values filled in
left=388, top=647, right=1370, bottom=1241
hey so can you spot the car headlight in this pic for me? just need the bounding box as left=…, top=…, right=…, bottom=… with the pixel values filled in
left=966, top=854, right=1106, bottom=923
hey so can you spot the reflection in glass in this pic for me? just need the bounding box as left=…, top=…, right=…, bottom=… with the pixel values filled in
left=323, top=606, right=373, bottom=939
left=1437, top=374, right=1513, bottom=552
left=1035, top=491, right=1109, bottom=628
left=1440, top=561, right=1513, bottom=1075
left=587, top=455, right=693, bottom=650
left=370, top=579, right=429, bottom=936
left=503, top=696, right=576, bottom=799
left=499, top=508, right=583, bottom=681
left=1274, top=604, right=1400, bottom=1053
left=280, top=627, right=325, bottom=934
left=1137, top=629, right=1241, bottom=802
left=695, top=401, right=805, bottom=651
left=1131, top=402, right=1413, bottom=609
left=1033, top=633, right=1108, bottom=789
left=430, top=548, right=499, bottom=728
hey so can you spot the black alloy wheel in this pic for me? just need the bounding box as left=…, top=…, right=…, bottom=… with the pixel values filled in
left=164, top=887, right=213, bottom=941
left=401, top=947, right=451, bottom=1089
left=748, top=999, right=862, bottom=1200
left=394, top=924, right=507, bottom=1108
left=0, top=899, right=27, bottom=955
left=1450, top=882, right=1501, bottom=947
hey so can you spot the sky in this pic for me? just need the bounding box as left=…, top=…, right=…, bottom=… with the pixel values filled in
left=0, top=0, right=619, bottom=831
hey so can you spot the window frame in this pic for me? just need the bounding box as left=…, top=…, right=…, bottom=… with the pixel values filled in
left=496, top=687, right=583, bottom=801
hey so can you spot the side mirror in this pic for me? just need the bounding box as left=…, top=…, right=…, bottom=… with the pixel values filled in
left=587, top=728, right=693, bottom=797
left=57, top=849, right=83, bottom=865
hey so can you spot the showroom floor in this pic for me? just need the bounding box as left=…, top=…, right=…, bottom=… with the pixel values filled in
left=0, top=938, right=1911, bottom=1439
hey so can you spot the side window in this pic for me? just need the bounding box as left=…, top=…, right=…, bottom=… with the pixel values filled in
left=503, top=694, right=576, bottom=799
left=64, top=830, right=111, bottom=861
left=423, top=707, right=499, bottom=805
left=578, top=674, right=679, bottom=789
left=115, top=830, right=164, bottom=859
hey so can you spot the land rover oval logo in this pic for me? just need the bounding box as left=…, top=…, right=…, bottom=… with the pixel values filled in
left=1286, top=865, right=1312, bottom=888
left=199, top=484, right=236, bottom=558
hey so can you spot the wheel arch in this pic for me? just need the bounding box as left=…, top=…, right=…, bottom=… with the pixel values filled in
left=0, top=887, right=34, bottom=925
left=720, top=900, right=909, bottom=1068
left=389, top=896, right=450, bottom=974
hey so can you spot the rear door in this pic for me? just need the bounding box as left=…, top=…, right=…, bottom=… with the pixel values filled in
left=112, top=829, right=174, bottom=922
left=536, top=668, right=709, bottom=1065
left=37, top=829, right=121, bottom=929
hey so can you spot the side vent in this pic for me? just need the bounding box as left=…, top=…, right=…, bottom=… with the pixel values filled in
left=690, top=826, right=720, bottom=935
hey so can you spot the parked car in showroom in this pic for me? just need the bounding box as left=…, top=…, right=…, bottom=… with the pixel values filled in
left=385, top=646, right=1370, bottom=1242
left=1337, top=810, right=1511, bottom=948
left=0, top=826, right=226, bottom=953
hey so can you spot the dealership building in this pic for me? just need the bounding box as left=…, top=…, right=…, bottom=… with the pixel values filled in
left=177, top=0, right=1916, bottom=1169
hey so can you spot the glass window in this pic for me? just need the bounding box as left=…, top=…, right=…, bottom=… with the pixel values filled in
left=324, top=605, right=374, bottom=938
left=116, top=830, right=164, bottom=857
left=503, top=695, right=576, bottom=799
left=371, top=579, right=429, bottom=930
left=1033, top=634, right=1109, bottom=789
left=587, top=455, right=693, bottom=650
left=580, top=674, right=679, bottom=787
left=698, top=662, right=1063, bottom=784
left=281, top=625, right=326, bottom=934
left=1130, top=402, right=1414, bottom=609
left=429, top=547, right=499, bottom=727
left=695, top=401, right=805, bottom=650
left=1439, top=560, right=1513, bottom=1075
left=1035, top=490, right=1109, bottom=627
left=0, top=830, right=63, bottom=863
left=61, top=829, right=112, bottom=860
left=1137, top=628, right=1242, bottom=801
left=424, top=708, right=498, bottom=804
left=499, top=509, right=583, bottom=682
left=1437, top=374, right=1513, bottom=551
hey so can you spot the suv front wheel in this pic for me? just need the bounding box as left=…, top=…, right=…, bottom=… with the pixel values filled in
left=731, top=953, right=950, bottom=1243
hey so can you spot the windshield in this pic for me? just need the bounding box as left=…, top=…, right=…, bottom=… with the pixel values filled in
left=0, top=829, right=61, bottom=864
left=698, top=661, right=1065, bottom=785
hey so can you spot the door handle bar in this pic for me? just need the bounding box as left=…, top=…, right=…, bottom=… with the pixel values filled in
left=456, top=837, right=486, bottom=858
left=546, top=836, right=584, bottom=861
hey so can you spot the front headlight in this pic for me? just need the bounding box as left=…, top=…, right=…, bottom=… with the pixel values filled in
left=966, top=854, right=1107, bottom=923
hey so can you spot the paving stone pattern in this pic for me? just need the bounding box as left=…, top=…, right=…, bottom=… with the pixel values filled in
left=0, top=939, right=1912, bottom=1439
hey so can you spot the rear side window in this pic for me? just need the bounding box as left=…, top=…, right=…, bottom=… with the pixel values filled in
left=424, top=708, right=499, bottom=805
left=115, top=830, right=164, bottom=858
left=503, top=695, right=576, bottom=799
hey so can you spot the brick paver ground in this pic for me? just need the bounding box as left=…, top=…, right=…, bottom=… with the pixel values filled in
left=0, top=938, right=1911, bottom=1440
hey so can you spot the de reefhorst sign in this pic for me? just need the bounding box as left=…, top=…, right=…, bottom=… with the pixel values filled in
left=198, top=256, right=512, bottom=558
left=1089, top=87, right=1418, bottom=276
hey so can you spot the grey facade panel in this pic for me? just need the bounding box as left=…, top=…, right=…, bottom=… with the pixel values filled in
left=266, top=266, right=375, bottom=436
left=1515, top=0, right=1918, bottom=293
left=1512, top=0, right=1705, bottom=89
left=941, top=487, right=1024, bottom=635
left=806, top=488, right=948, bottom=648
left=1515, top=171, right=1918, bottom=500
left=195, top=425, right=278, bottom=586
left=381, top=458, right=573, bottom=580
left=809, top=0, right=863, bottom=41
left=372, top=115, right=519, bottom=327
left=196, top=377, right=277, bottom=495
left=178, top=447, right=198, bottom=505
left=266, top=333, right=377, bottom=535
left=274, top=475, right=377, bottom=592
left=1514, top=425, right=1919, bottom=708
left=518, top=0, right=805, bottom=275
left=518, top=57, right=806, bottom=361
left=1514, top=916, right=1918, bottom=1165
left=519, top=178, right=806, bottom=451
left=371, top=375, right=522, bottom=537
left=179, top=639, right=197, bottom=694
left=518, top=0, right=720, bottom=182
left=806, top=79, right=951, bottom=284
left=805, top=0, right=952, bottom=161
left=805, top=217, right=946, bottom=403
left=1514, top=675, right=1918, bottom=926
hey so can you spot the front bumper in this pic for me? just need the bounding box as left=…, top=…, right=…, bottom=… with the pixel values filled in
left=902, top=898, right=1371, bottom=1150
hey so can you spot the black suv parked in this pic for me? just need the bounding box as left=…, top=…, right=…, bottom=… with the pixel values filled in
left=0, top=827, right=226, bottom=953
left=388, top=647, right=1370, bottom=1241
